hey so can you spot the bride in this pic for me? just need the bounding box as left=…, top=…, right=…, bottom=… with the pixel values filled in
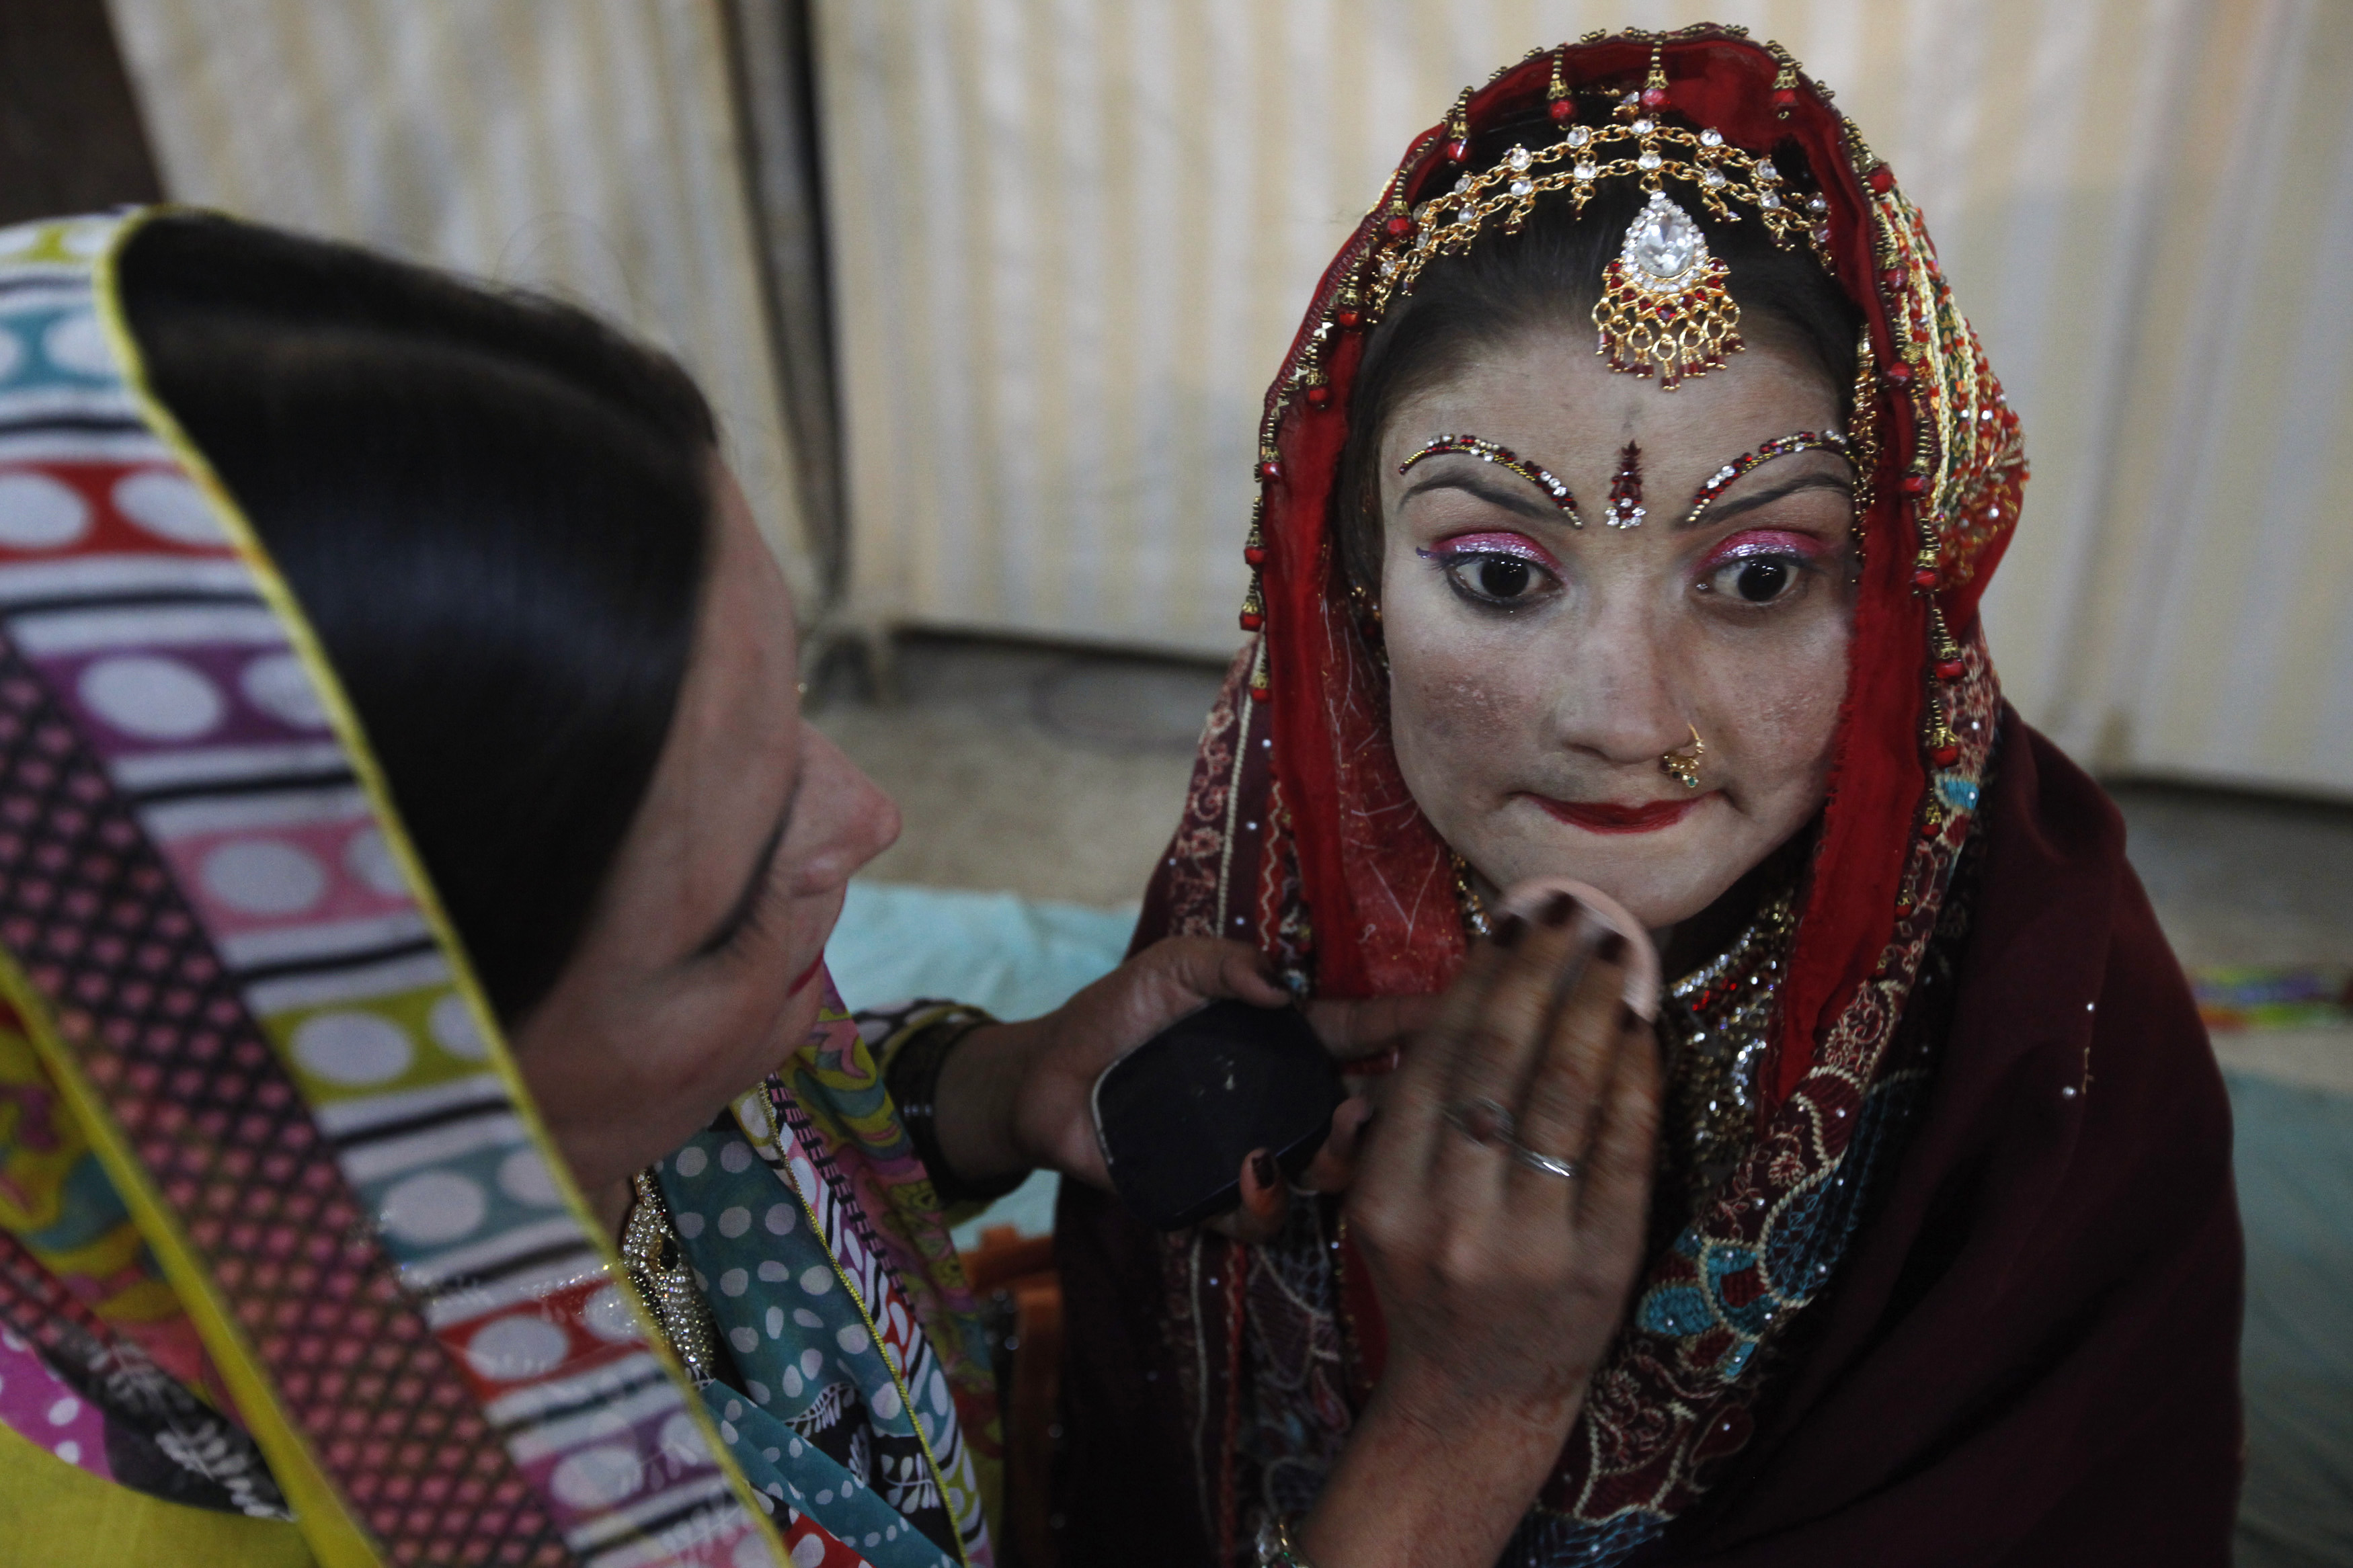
left=1056, top=28, right=2243, bottom=1567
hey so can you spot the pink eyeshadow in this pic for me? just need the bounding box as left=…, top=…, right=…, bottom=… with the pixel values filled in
left=1700, top=529, right=1831, bottom=571
left=1421, top=531, right=1562, bottom=569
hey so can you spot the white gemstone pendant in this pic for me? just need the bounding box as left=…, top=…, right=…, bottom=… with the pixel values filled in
left=1595, top=189, right=1743, bottom=389
left=1622, top=190, right=1708, bottom=288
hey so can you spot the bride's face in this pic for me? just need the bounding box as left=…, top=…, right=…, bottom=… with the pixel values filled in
left=1377, top=322, right=1856, bottom=933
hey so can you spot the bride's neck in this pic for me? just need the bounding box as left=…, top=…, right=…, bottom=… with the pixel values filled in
left=1655, top=834, right=1809, bottom=980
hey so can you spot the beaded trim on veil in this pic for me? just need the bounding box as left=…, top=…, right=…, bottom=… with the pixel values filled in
left=1654, top=881, right=1798, bottom=1230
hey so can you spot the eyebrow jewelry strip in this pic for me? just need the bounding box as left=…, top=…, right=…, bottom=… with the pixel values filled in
left=1400, top=435, right=1585, bottom=526
left=1681, top=429, right=1851, bottom=529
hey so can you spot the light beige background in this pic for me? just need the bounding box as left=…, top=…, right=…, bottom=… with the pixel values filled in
left=92, top=1, right=2353, bottom=798
left=817, top=0, right=2353, bottom=798
left=104, top=0, right=813, bottom=599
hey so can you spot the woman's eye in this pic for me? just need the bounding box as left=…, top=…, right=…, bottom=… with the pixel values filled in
left=1443, top=553, right=1552, bottom=605
left=1704, top=553, right=1803, bottom=605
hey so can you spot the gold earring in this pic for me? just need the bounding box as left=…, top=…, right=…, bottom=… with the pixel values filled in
left=1662, top=724, right=1706, bottom=788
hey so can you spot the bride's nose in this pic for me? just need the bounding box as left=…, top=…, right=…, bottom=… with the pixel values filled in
left=1543, top=595, right=1694, bottom=767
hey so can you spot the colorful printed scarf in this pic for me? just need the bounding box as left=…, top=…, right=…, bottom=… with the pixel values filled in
left=0, top=209, right=994, bottom=1568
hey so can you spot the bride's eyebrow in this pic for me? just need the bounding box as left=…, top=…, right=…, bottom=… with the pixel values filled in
left=1398, top=435, right=1585, bottom=525
left=1690, top=471, right=1853, bottom=530
left=1679, top=430, right=1853, bottom=530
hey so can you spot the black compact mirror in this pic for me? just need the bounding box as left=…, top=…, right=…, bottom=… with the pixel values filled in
left=1090, top=999, right=1343, bottom=1231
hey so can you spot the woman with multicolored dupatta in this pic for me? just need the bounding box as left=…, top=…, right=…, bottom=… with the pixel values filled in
left=1055, top=30, right=2243, bottom=1568
left=0, top=209, right=1407, bottom=1568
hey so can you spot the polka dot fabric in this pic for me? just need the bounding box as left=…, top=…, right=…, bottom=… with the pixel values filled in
left=0, top=1319, right=110, bottom=1477
left=0, top=214, right=789, bottom=1567
left=657, top=1122, right=963, bottom=1568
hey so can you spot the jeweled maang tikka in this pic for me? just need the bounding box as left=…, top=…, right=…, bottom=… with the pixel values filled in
left=1365, top=44, right=1827, bottom=390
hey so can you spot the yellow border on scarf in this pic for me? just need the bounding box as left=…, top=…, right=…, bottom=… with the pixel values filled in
left=0, top=1417, right=313, bottom=1567
left=0, top=946, right=372, bottom=1568
left=79, top=208, right=791, bottom=1567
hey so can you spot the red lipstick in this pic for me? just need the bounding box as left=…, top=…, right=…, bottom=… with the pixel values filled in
left=1533, top=794, right=1709, bottom=833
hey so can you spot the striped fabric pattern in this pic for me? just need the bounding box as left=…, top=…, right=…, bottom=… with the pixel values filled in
left=733, top=1080, right=987, bottom=1557
left=0, top=212, right=783, bottom=1568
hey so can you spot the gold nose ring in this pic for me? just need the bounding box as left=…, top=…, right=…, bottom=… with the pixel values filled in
left=1662, top=725, right=1706, bottom=789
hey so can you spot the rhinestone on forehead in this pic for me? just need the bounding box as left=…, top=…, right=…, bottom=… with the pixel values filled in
left=1680, top=430, right=1853, bottom=528
left=1607, top=441, right=1646, bottom=528
left=1399, top=435, right=1584, bottom=526
left=1624, top=191, right=1706, bottom=285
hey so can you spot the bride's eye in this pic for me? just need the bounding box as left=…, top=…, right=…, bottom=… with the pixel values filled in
left=1421, top=538, right=1559, bottom=609
left=1725, top=556, right=1794, bottom=603
left=1460, top=556, right=1536, bottom=601
left=1697, top=533, right=1824, bottom=608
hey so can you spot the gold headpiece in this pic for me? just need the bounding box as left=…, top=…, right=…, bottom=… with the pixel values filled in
left=1363, top=46, right=1831, bottom=389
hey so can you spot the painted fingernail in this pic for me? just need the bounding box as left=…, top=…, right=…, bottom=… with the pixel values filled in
left=1492, top=913, right=1527, bottom=950
left=1251, top=1150, right=1277, bottom=1191
left=1541, top=891, right=1577, bottom=927
left=1596, top=931, right=1628, bottom=964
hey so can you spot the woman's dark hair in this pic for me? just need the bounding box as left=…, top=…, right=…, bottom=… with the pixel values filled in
left=1336, top=122, right=1862, bottom=595
left=120, top=214, right=717, bottom=1022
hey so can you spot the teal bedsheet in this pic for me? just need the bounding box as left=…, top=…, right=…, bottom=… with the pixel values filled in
left=824, top=880, right=2352, bottom=1559
left=824, top=881, right=1135, bottom=1245
left=2232, top=1071, right=2353, bottom=1567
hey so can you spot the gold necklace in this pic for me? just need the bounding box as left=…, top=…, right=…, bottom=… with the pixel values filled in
left=619, top=1170, right=725, bottom=1387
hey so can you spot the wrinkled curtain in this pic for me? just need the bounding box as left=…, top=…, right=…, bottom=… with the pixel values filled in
left=105, top=0, right=817, bottom=600
left=815, top=0, right=2353, bottom=797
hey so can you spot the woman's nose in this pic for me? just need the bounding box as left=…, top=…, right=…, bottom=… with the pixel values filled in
left=791, top=727, right=901, bottom=893
left=1547, top=607, right=1691, bottom=765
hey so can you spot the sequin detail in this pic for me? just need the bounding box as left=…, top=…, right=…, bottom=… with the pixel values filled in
left=1654, top=881, right=1796, bottom=1227
left=1681, top=431, right=1852, bottom=528
left=1400, top=436, right=1583, bottom=524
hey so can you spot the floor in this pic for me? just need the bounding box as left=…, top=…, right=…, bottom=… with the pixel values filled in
left=809, top=635, right=1226, bottom=908
left=813, top=634, right=2353, bottom=1089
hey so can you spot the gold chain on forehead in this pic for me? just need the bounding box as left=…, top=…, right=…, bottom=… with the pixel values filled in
left=1362, top=46, right=1827, bottom=329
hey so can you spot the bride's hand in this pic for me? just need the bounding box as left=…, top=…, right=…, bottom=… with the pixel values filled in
left=1300, top=891, right=1661, bottom=1568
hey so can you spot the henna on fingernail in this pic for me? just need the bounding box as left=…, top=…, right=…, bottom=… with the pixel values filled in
left=1251, top=1150, right=1277, bottom=1191
left=1541, top=891, right=1577, bottom=928
left=1597, top=931, right=1628, bottom=964
left=1492, top=913, right=1528, bottom=950
left=1618, top=1001, right=1640, bottom=1032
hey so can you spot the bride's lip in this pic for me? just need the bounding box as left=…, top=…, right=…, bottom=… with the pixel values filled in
left=1530, top=793, right=1710, bottom=833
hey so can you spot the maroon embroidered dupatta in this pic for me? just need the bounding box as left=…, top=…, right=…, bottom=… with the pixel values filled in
left=1055, top=29, right=2241, bottom=1567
